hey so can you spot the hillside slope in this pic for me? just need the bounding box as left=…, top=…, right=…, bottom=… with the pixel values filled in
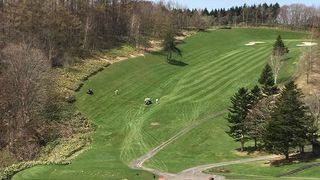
left=13, top=28, right=306, bottom=180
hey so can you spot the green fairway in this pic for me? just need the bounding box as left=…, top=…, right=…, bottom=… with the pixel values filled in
left=205, top=159, right=320, bottom=179
left=290, top=166, right=320, bottom=178
left=13, top=28, right=306, bottom=179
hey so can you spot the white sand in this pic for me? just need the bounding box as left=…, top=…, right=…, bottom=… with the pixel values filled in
left=150, top=122, right=160, bottom=126
left=245, top=41, right=266, bottom=46
left=297, top=42, right=318, bottom=47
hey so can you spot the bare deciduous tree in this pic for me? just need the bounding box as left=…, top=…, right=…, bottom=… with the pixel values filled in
left=269, top=53, right=282, bottom=84
left=0, top=42, right=50, bottom=160
left=245, top=96, right=277, bottom=148
left=306, top=93, right=320, bottom=131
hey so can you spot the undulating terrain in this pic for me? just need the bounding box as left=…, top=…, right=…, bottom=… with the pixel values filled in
left=13, top=28, right=310, bottom=179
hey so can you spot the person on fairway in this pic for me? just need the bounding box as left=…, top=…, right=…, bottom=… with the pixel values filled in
left=115, top=89, right=119, bottom=95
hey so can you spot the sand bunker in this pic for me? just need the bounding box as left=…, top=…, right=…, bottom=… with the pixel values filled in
left=245, top=41, right=265, bottom=46
left=150, top=122, right=160, bottom=126
left=297, top=42, right=318, bottom=47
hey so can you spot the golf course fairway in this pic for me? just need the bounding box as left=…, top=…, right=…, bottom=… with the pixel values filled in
left=13, top=28, right=306, bottom=180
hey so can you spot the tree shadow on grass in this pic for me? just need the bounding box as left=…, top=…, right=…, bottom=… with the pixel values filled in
left=274, top=153, right=320, bottom=177
left=198, top=28, right=211, bottom=33
left=175, top=39, right=185, bottom=44
left=271, top=152, right=320, bottom=167
left=149, top=51, right=167, bottom=56
left=235, top=146, right=260, bottom=155
left=167, top=59, right=188, bottom=66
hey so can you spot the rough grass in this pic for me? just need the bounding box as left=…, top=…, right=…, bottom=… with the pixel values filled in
left=13, top=28, right=306, bottom=179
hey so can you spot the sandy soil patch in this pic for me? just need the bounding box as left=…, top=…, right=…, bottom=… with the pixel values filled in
left=245, top=41, right=266, bottom=46
left=100, top=31, right=195, bottom=64
left=297, top=42, right=318, bottom=47
left=176, top=31, right=196, bottom=41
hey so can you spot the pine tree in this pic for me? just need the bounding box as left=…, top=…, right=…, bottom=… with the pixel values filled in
left=259, top=64, right=277, bottom=95
left=202, top=8, right=210, bottom=16
left=226, top=87, right=251, bottom=151
left=250, top=85, right=262, bottom=104
left=273, top=35, right=289, bottom=56
left=263, top=81, right=314, bottom=159
left=163, top=31, right=182, bottom=61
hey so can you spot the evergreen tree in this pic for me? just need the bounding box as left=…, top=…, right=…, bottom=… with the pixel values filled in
left=263, top=81, right=315, bottom=159
left=250, top=85, right=262, bottom=104
left=226, top=87, right=251, bottom=151
left=259, top=64, right=277, bottom=95
left=273, top=35, right=289, bottom=56
left=163, top=31, right=182, bottom=61
left=202, top=8, right=210, bottom=16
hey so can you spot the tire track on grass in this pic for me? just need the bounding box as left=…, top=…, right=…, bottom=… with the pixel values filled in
left=129, top=110, right=227, bottom=178
left=129, top=109, right=281, bottom=180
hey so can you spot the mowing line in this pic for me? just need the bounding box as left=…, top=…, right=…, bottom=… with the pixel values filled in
left=172, top=48, right=270, bottom=103
left=178, top=49, right=257, bottom=86
left=176, top=47, right=269, bottom=90
left=194, top=54, right=269, bottom=102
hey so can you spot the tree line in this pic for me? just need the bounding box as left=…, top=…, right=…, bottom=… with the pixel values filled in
left=0, top=0, right=192, bottom=66
left=197, top=3, right=320, bottom=29
left=227, top=36, right=319, bottom=159
left=205, top=3, right=280, bottom=27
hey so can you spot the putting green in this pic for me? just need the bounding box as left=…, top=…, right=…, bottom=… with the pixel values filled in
left=13, top=28, right=306, bottom=179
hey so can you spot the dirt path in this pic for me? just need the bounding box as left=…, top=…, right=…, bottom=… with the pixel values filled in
left=174, top=155, right=279, bottom=180
left=129, top=110, right=279, bottom=179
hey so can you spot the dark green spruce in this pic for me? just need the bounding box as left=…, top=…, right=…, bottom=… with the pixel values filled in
left=273, top=35, right=289, bottom=56
left=259, top=64, right=277, bottom=95
left=226, top=87, right=252, bottom=151
left=263, top=81, right=317, bottom=159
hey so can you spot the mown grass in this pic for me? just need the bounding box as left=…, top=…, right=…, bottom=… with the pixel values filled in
left=144, top=30, right=306, bottom=173
left=291, top=165, right=320, bottom=178
left=13, top=28, right=307, bottom=179
left=205, top=159, right=320, bottom=179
